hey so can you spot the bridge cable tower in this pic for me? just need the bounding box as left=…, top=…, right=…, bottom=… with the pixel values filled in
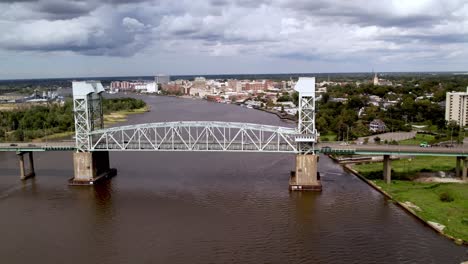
left=290, top=77, right=321, bottom=191
left=72, top=81, right=114, bottom=185
left=294, top=77, right=318, bottom=154
left=73, top=81, right=105, bottom=152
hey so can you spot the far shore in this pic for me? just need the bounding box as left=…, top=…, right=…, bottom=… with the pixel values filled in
left=31, top=105, right=150, bottom=142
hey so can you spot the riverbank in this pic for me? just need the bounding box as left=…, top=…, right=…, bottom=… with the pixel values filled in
left=354, top=156, right=457, bottom=180
left=103, top=105, right=150, bottom=126
left=343, top=157, right=468, bottom=245
left=256, top=107, right=296, bottom=121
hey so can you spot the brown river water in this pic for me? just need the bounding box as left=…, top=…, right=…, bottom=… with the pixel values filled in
left=0, top=95, right=467, bottom=263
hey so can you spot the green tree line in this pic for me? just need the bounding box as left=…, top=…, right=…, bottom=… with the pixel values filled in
left=0, top=98, right=146, bottom=142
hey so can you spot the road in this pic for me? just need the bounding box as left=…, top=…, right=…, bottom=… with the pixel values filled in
left=318, top=143, right=468, bottom=156
left=1, top=140, right=468, bottom=156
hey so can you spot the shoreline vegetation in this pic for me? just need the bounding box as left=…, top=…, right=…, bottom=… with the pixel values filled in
left=0, top=98, right=148, bottom=143
left=349, top=156, right=468, bottom=244
left=32, top=105, right=150, bottom=142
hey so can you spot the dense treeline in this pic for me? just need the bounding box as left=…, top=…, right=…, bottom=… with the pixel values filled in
left=317, top=75, right=468, bottom=141
left=102, top=97, right=146, bottom=114
left=0, top=98, right=146, bottom=142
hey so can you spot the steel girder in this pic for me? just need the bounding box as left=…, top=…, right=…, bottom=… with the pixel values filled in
left=296, top=95, right=318, bottom=154
left=87, top=121, right=301, bottom=153
left=73, top=90, right=104, bottom=152
left=73, top=98, right=90, bottom=151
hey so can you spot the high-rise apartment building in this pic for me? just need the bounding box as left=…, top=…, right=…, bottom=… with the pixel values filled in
left=445, top=87, right=468, bottom=126
left=155, top=74, right=170, bottom=85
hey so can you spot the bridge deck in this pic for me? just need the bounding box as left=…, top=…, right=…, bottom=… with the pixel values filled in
left=0, top=142, right=76, bottom=152
left=1, top=142, right=468, bottom=157
left=319, top=143, right=468, bottom=157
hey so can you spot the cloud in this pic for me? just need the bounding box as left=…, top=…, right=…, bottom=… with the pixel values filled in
left=122, top=17, right=147, bottom=32
left=34, top=0, right=97, bottom=19
left=0, top=0, right=467, bottom=71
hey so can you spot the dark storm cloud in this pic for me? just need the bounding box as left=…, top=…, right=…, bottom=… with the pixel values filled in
left=283, top=0, right=458, bottom=28
left=321, top=11, right=441, bottom=28
left=0, top=0, right=467, bottom=62
left=0, top=0, right=37, bottom=2
left=380, top=33, right=468, bottom=45
left=34, top=0, right=97, bottom=19
left=208, top=0, right=273, bottom=8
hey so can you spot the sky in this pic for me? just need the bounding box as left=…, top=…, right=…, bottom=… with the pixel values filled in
left=0, top=0, right=467, bottom=79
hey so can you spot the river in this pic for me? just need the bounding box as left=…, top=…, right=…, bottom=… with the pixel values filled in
left=0, top=95, right=467, bottom=263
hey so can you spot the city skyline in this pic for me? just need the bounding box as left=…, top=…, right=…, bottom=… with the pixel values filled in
left=0, top=0, right=467, bottom=79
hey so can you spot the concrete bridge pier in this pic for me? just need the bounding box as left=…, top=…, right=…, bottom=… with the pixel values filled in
left=289, top=154, right=322, bottom=191
left=17, top=151, right=35, bottom=180
left=456, top=156, right=467, bottom=181
left=383, top=155, right=391, bottom=184
left=70, top=151, right=116, bottom=186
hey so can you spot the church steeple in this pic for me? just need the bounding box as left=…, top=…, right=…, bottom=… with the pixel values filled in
left=373, top=72, right=379, bottom=86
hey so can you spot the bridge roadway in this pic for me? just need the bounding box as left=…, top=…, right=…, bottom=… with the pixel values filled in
left=1, top=141, right=468, bottom=156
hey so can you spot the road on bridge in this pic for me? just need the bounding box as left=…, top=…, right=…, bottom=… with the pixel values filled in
left=318, top=143, right=468, bottom=156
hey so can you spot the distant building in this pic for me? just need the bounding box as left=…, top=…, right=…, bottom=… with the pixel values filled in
left=373, top=72, right=393, bottom=86
left=155, top=74, right=170, bottom=85
left=445, top=87, right=468, bottom=126
left=110, top=81, right=134, bottom=91
left=193, top=77, right=207, bottom=90
left=227, top=79, right=242, bottom=93
left=369, top=119, right=386, bottom=133
left=135, top=82, right=158, bottom=93
left=373, top=73, right=379, bottom=86
left=161, top=83, right=183, bottom=94
left=244, top=80, right=267, bottom=92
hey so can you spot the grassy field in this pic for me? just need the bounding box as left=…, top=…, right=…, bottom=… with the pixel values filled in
left=320, top=132, right=338, bottom=142
left=398, top=134, right=436, bottom=145
left=32, top=131, right=74, bottom=142
left=354, top=156, right=456, bottom=180
left=373, top=180, right=468, bottom=242
left=104, top=106, right=150, bottom=126
left=0, top=104, right=17, bottom=111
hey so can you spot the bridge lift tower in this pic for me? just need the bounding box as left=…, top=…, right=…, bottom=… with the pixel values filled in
left=290, top=77, right=321, bottom=191
left=71, top=81, right=115, bottom=185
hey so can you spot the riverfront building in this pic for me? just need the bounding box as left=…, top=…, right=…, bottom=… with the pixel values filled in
left=445, top=87, right=468, bottom=126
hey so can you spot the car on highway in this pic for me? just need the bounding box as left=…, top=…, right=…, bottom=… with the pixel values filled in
left=9, top=143, right=18, bottom=147
left=419, top=142, right=430, bottom=147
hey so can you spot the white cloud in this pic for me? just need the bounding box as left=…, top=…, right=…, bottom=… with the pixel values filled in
left=0, top=0, right=467, bottom=78
left=122, top=17, right=147, bottom=32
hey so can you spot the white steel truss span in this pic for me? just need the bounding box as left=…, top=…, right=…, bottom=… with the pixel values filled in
left=87, top=121, right=300, bottom=153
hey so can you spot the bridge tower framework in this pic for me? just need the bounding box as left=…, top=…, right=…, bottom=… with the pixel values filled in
left=295, top=77, right=318, bottom=154
left=290, top=77, right=321, bottom=191
left=71, top=81, right=114, bottom=185
left=73, top=81, right=105, bottom=152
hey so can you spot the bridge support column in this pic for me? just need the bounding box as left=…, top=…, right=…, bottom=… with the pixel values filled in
left=457, top=157, right=468, bottom=181
left=17, top=151, right=35, bottom=180
left=70, top=151, right=116, bottom=186
left=383, top=155, right=391, bottom=184
left=290, top=154, right=321, bottom=191
left=455, top=156, right=467, bottom=179
left=463, top=158, right=468, bottom=181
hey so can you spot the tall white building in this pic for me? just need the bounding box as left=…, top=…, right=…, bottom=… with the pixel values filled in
left=445, top=87, right=468, bottom=126
left=155, top=74, right=170, bottom=85
left=135, top=82, right=158, bottom=93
